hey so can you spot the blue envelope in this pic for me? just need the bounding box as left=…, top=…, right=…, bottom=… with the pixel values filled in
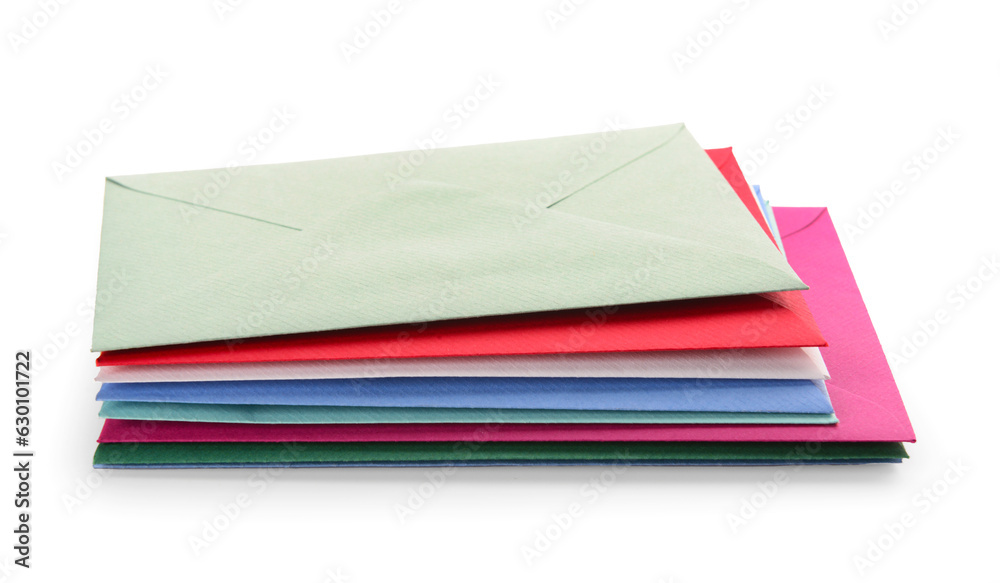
left=96, top=376, right=834, bottom=413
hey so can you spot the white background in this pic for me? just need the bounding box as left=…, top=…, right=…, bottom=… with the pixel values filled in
left=2, top=1, right=998, bottom=581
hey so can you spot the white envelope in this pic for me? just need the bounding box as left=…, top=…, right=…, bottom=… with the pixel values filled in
left=95, top=347, right=830, bottom=383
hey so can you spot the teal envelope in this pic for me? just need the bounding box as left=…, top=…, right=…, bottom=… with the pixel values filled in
left=93, top=124, right=804, bottom=351
left=98, top=401, right=837, bottom=425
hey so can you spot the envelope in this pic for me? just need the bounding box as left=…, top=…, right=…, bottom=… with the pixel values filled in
left=753, top=185, right=783, bottom=253
left=97, top=207, right=914, bottom=444
left=707, top=148, right=776, bottom=246
left=95, top=145, right=824, bottom=364
left=95, top=346, right=830, bottom=383
left=95, top=460, right=903, bottom=468
left=98, top=401, right=836, bottom=425
left=93, top=441, right=908, bottom=468
left=95, top=377, right=835, bottom=413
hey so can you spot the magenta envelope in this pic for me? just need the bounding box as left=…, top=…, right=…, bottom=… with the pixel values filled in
left=98, top=207, right=915, bottom=444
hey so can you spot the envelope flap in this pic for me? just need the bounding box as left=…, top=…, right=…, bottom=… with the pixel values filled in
left=93, top=125, right=806, bottom=351
left=544, top=127, right=799, bottom=282
left=399, top=124, right=801, bottom=285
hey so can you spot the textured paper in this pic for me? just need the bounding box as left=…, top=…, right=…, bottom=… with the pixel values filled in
left=97, top=291, right=826, bottom=365
left=753, top=185, right=784, bottom=254
left=95, top=346, right=829, bottom=383
left=95, top=377, right=834, bottom=413
left=92, top=125, right=806, bottom=351
left=706, top=148, right=775, bottom=246
left=92, top=441, right=908, bottom=467
left=96, top=147, right=826, bottom=365
left=99, top=401, right=836, bottom=425
left=95, top=461, right=902, bottom=468
left=98, top=207, right=913, bottom=443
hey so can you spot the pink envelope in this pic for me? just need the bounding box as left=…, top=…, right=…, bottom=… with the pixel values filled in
left=99, top=207, right=915, bottom=444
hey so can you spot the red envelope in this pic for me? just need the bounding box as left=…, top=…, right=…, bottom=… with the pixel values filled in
left=99, top=207, right=915, bottom=443
left=707, top=147, right=778, bottom=247
left=96, top=149, right=825, bottom=367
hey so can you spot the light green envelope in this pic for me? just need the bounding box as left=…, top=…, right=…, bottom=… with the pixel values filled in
left=99, top=401, right=837, bottom=425
left=93, top=123, right=805, bottom=351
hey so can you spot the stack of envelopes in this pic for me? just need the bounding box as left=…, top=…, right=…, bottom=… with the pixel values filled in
left=90, top=124, right=915, bottom=467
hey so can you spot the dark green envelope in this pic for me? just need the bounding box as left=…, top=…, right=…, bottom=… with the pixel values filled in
left=94, top=441, right=907, bottom=467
